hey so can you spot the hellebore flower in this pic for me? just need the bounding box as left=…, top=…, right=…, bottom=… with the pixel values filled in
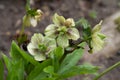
left=45, top=13, right=80, bottom=48
left=27, top=33, right=56, bottom=61
left=90, top=21, right=106, bottom=53
left=23, top=9, right=43, bottom=27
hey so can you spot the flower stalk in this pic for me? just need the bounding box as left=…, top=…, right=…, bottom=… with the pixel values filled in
left=94, top=61, right=120, bottom=80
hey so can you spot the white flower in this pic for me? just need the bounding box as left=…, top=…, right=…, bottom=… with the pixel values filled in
left=23, top=9, right=43, bottom=27
left=27, top=33, right=56, bottom=61
left=90, top=21, right=106, bottom=53
left=45, top=13, right=80, bottom=48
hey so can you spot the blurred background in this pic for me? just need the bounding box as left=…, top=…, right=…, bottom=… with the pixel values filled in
left=0, top=0, right=120, bottom=80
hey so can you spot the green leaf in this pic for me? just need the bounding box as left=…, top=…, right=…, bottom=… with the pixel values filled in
left=41, top=78, right=56, bottom=80
left=9, top=59, right=24, bottom=80
left=50, top=47, right=64, bottom=73
left=10, top=41, right=39, bottom=66
left=60, top=63, right=99, bottom=79
left=58, top=48, right=84, bottom=74
left=0, top=58, right=4, bottom=80
left=75, top=18, right=90, bottom=29
left=3, top=56, right=24, bottom=80
left=2, top=54, right=12, bottom=72
left=27, top=59, right=52, bottom=80
left=33, top=72, right=49, bottom=80
left=78, top=42, right=86, bottom=47
left=43, top=66, right=54, bottom=74
left=54, top=47, right=64, bottom=60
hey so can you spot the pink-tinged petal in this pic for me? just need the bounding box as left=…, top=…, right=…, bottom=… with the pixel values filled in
left=27, top=43, right=39, bottom=56
left=67, top=28, right=80, bottom=40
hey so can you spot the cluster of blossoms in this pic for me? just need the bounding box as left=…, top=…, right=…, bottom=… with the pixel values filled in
left=26, top=10, right=106, bottom=61
left=27, top=13, right=80, bottom=61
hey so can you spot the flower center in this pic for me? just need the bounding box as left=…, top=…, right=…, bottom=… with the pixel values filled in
left=57, top=26, right=67, bottom=33
left=38, top=44, right=47, bottom=52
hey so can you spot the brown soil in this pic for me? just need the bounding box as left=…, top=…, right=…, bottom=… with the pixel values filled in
left=0, top=0, right=120, bottom=80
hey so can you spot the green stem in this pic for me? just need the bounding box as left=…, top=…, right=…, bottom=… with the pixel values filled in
left=26, top=0, right=30, bottom=11
left=18, top=24, right=25, bottom=45
left=93, top=61, right=120, bottom=80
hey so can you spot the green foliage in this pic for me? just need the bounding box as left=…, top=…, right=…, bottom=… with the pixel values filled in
left=10, top=41, right=39, bottom=66
left=50, top=47, right=64, bottom=73
left=0, top=37, right=100, bottom=80
left=59, top=63, right=99, bottom=79
left=58, top=48, right=84, bottom=74
left=0, top=58, right=4, bottom=80
left=3, top=54, right=24, bottom=80
left=89, top=11, right=97, bottom=19
left=26, top=59, right=52, bottom=80
left=43, top=66, right=54, bottom=74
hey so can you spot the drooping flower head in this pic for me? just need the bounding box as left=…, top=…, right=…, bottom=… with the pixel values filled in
left=27, top=33, right=56, bottom=61
left=23, top=9, right=43, bottom=27
left=45, top=13, right=80, bottom=48
left=90, top=21, right=106, bottom=53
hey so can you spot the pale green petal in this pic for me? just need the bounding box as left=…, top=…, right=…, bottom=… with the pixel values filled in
left=44, top=37, right=56, bottom=48
left=52, top=13, right=65, bottom=26
left=23, top=15, right=31, bottom=27
left=34, top=54, right=46, bottom=61
left=45, top=24, right=57, bottom=38
left=35, top=9, right=43, bottom=21
left=45, top=24, right=57, bottom=31
left=97, top=33, right=106, bottom=40
left=92, top=21, right=103, bottom=33
left=45, top=30, right=57, bottom=38
left=91, top=33, right=104, bottom=52
left=57, top=35, right=69, bottom=48
left=65, top=18, right=75, bottom=27
left=27, top=43, right=39, bottom=56
left=30, top=17, right=37, bottom=27
left=44, top=37, right=56, bottom=54
left=67, top=28, right=80, bottom=40
left=31, top=33, right=44, bottom=46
